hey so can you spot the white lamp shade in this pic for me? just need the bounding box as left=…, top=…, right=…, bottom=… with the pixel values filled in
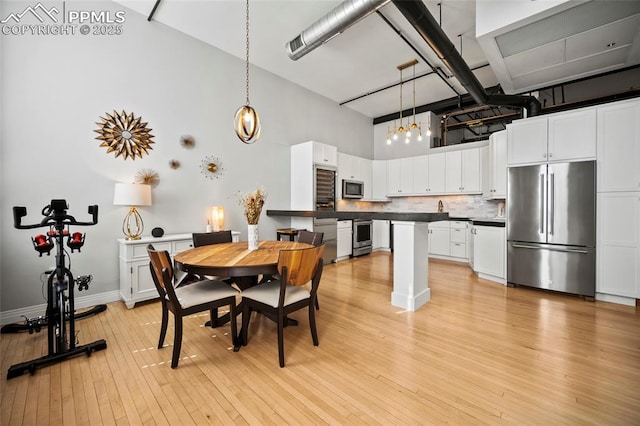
left=113, top=183, right=152, bottom=206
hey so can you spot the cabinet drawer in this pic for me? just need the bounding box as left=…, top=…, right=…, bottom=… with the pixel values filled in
left=125, top=242, right=171, bottom=259
left=429, top=221, right=450, bottom=229
left=450, top=242, right=466, bottom=258
left=450, top=221, right=468, bottom=230
left=173, top=239, right=194, bottom=253
left=451, top=228, right=466, bottom=243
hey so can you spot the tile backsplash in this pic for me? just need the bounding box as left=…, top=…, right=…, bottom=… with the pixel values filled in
left=337, top=195, right=505, bottom=218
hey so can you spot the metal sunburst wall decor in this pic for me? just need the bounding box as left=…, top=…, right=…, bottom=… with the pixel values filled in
left=135, top=168, right=160, bottom=187
left=200, top=155, right=224, bottom=180
left=94, top=110, right=155, bottom=160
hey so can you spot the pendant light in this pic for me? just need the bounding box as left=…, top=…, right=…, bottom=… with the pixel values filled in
left=234, top=0, right=261, bottom=144
left=386, top=59, right=428, bottom=145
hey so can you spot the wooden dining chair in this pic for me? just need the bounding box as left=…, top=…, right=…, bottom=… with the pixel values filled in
left=192, top=230, right=232, bottom=247
left=241, top=244, right=325, bottom=367
left=147, top=244, right=239, bottom=368
left=296, top=230, right=324, bottom=310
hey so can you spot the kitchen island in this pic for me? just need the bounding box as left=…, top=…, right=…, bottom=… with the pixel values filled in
left=267, top=210, right=449, bottom=311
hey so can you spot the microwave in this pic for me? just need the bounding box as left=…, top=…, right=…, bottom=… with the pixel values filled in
left=342, top=179, right=364, bottom=199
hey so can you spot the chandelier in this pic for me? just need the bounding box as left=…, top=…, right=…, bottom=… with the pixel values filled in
left=386, top=59, right=432, bottom=145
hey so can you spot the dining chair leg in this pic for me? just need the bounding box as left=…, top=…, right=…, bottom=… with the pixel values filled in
left=314, top=297, right=320, bottom=310
left=278, top=313, right=285, bottom=368
left=171, top=315, right=183, bottom=369
left=209, top=307, right=219, bottom=327
left=158, top=305, right=168, bottom=349
left=309, top=303, right=319, bottom=346
left=229, top=302, right=240, bottom=352
left=241, top=304, right=251, bottom=347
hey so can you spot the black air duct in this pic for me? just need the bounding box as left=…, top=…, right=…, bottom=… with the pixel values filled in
left=391, top=0, right=541, bottom=117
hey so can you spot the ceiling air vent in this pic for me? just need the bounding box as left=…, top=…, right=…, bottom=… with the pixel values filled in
left=287, top=35, right=305, bottom=58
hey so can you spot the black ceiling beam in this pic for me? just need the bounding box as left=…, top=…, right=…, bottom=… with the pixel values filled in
left=148, top=0, right=162, bottom=21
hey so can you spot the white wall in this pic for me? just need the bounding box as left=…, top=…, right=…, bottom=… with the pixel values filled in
left=0, top=0, right=372, bottom=312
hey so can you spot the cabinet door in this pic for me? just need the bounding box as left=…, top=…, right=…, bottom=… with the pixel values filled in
left=507, top=116, right=548, bottom=165
left=597, top=100, right=640, bottom=192
left=373, top=220, right=390, bottom=249
left=372, top=160, right=387, bottom=199
left=461, top=148, right=481, bottom=193
left=360, top=157, right=373, bottom=200
left=400, top=158, right=413, bottom=193
left=337, top=225, right=353, bottom=258
left=313, top=143, right=337, bottom=167
left=473, top=226, right=506, bottom=278
left=131, top=261, right=158, bottom=302
left=548, top=108, right=596, bottom=162
left=429, top=225, right=450, bottom=256
left=492, top=130, right=508, bottom=198
left=445, top=150, right=462, bottom=193
left=428, top=153, right=446, bottom=193
left=412, top=155, right=429, bottom=194
left=386, top=159, right=402, bottom=195
left=482, top=145, right=492, bottom=198
left=597, top=192, right=640, bottom=298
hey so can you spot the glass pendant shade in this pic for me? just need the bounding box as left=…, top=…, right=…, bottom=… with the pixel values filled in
left=234, top=105, right=261, bottom=144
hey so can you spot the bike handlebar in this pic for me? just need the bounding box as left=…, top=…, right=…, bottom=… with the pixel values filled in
left=13, top=201, right=99, bottom=230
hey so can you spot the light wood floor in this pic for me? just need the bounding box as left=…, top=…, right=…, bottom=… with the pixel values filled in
left=2, top=253, right=639, bottom=425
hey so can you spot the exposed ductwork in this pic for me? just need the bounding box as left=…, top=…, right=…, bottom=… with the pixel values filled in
left=286, top=0, right=390, bottom=61
left=286, top=0, right=541, bottom=116
left=390, top=0, right=541, bottom=117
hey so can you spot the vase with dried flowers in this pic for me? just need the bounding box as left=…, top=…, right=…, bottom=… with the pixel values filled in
left=237, top=187, right=266, bottom=250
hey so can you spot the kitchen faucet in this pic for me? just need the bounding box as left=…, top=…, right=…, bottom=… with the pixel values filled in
left=438, top=200, right=444, bottom=213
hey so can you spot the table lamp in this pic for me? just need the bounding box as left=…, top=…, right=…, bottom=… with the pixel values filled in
left=211, top=206, right=224, bottom=232
left=114, top=183, right=152, bottom=240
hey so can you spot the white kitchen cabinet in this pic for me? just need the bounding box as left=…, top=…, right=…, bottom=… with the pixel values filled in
left=507, top=108, right=596, bottom=166
left=597, top=192, right=640, bottom=301
left=596, top=99, right=640, bottom=193
left=371, top=160, right=387, bottom=200
left=472, top=225, right=506, bottom=282
left=118, top=232, right=239, bottom=309
left=337, top=220, right=353, bottom=261
left=428, top=152, right=446, bottom=193
left=291, top=141, right=338, bottom=210
left=445, top=148, right=481, bottom=194
left=428, top=221, right=450, bottom=257
left=412, top=155, right=429, bottom=194
left=483, top=130, right=507, bottom=199
left=386, top=158, right=413, bottom=196
left=338, top=153, right=372, bottom=200
left=373, top=220, right=390, bottom=250
left=507, top=115, right=548, bottom=165
left=313, top=142, right=338, bottom=167
left=450, top=221, right=468, bottom=259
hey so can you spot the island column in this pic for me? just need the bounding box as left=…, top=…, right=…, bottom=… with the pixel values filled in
left=391, top=221, right=430, bottom=311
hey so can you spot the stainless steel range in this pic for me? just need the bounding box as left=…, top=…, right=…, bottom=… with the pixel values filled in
left=352, top=219, right=372, bottom=257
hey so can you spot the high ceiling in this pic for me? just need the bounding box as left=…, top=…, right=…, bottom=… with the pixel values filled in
left=117, top=0, right=640, bottom=121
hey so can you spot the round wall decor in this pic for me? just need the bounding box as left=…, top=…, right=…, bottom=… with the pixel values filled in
left=200, top=155, right=224, bottom=180
left=94, top=109, right=155, bottom=160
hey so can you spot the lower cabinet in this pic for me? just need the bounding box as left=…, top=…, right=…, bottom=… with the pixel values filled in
left=337, top=220, right=353, bottom=260
left=118, top=232, right=239, bottom=308
left=472, top=225, right=506, bottom=282
left=372, top=220, right=390, bottom=250
left=597, top=192, right=640, bottom=302
left=428, top=221, right=468, bottom=261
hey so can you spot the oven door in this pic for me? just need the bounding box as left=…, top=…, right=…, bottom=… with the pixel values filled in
left=352, top=220, right=372, bottom=256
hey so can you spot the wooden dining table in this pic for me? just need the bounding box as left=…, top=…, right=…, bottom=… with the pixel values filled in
left=174, top=240, right=314, bottom=341
left=174, top=240, right=313, bottom=289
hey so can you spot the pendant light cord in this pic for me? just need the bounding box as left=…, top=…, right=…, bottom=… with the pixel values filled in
left=245, top=0, right=250, bottom=105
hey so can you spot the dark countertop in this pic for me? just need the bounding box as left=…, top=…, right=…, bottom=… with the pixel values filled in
left=267, top=210, right=449, bottom=222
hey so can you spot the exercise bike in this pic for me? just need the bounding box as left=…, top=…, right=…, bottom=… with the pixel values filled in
left=7, top=200, right=107, bottom=379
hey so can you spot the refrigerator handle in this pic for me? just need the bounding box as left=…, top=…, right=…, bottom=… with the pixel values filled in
left=511, top=243, right=589, bottom=254
left=549, top=173, right=555, bottom=235
left=539, top=173, right=546, bottom=235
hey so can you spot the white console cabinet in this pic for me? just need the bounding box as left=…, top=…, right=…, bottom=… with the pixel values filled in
left=119, top=232, right=239, bottom=308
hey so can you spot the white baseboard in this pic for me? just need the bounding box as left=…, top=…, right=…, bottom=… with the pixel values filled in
left=0, top=290, right=121, bottom=326
left=595, top=292, right=637, bottom=307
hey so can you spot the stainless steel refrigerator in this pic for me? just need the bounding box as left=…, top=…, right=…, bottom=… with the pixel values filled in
left=507, top=161, right=596, bottom=297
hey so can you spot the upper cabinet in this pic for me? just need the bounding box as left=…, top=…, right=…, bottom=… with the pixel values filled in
left=386, top=158, right=414, bottom=195
left=312, top=142, right=338, bottom=167
left=507, top=108, right=596, bottom=166
left=371, top=160, right=387, bottom=200
left=338, top=153, right=372, bottom=200
left=483, top=130, right=507, bottom=199
left=445, top=148, right=481, bottom=194
left=597, top=99, right=640, bottom=193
